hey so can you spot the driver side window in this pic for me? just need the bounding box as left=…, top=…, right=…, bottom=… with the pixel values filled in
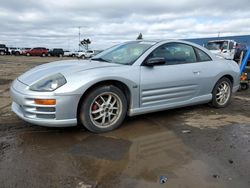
left=149, top=43, right=197, bottom=65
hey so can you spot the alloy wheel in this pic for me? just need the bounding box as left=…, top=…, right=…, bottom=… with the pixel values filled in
left=89, top=92, right=122, bottom=128
left=216, top=81, right=231, bottom=106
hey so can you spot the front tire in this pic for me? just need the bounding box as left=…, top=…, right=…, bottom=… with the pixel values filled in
left=79, top=85, right=127, bottom=133
left=211, top=77, right=232, bottom=108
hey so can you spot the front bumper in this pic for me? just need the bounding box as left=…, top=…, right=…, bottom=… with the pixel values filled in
left=10, top=79, right=81, bottom=127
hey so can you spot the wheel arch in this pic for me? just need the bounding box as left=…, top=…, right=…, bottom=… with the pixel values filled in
left=211, top=74, right=234, bottom=94
left=220, top=74, right=234, bottom=85
left=76, top=80, right=131, bottom=124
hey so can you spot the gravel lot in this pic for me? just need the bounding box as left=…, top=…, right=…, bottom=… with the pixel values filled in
left=0, top=56, right=250, bottom=188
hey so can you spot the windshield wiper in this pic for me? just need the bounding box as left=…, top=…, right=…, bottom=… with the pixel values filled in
left=91, top=57, right=110, bottom=62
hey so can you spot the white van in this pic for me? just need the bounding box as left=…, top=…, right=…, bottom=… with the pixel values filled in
left=206, top=40, right=236, bottom=60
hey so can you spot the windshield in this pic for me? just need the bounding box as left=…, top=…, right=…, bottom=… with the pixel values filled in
left=92, top=41, right=155, bottom=65
left=206, top=41, right=228, bottom=50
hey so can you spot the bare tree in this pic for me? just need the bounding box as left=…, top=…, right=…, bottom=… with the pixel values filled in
left=80, top=39, right=91, bottom=50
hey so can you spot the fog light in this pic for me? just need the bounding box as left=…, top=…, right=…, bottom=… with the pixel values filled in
left=34, top=99, right=56, bottom=105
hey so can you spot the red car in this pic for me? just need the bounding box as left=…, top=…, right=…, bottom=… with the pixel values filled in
left=25, top=47, right=49, bottom=56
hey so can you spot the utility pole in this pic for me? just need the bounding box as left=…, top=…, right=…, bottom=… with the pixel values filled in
left=218, top=32, right=220, bottom=38
left=78, top=26, right=81, bottom=51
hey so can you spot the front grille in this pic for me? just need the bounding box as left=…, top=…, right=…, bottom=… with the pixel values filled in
left=36, top=107, right=56, bottom=112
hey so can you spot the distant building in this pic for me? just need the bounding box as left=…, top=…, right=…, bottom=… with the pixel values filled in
left=184, top=35, right=250, bottom=48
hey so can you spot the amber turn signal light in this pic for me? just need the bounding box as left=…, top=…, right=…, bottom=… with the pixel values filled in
left=34, top=99, right=56, bottom=105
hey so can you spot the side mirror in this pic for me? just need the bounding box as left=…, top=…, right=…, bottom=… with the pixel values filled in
left=145, top=57, right=165, bottom=66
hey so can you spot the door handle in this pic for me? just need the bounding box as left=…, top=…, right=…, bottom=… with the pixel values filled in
left=193, top=71, right=201, bottom=75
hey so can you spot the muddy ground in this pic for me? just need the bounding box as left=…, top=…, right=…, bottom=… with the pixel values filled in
left=0, top=55, right=249, bottom=188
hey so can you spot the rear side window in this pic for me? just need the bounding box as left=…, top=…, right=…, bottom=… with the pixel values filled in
left=195, top=48, right=212, bottom=62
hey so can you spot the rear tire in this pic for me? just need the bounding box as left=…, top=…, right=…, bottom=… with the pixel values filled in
left=210, top=77, right=232, bottom=108
left=79, top=85, right=127, bottom=133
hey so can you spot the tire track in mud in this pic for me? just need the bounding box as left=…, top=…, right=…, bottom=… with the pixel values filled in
left=0, top=87, right=9, bottom=94
left=0, top=103, right=11, bottom=111
left=0, top=79, right=12, bottom=85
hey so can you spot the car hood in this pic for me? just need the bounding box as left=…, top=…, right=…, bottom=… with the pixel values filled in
left=18, top=60, right=121, bottom=85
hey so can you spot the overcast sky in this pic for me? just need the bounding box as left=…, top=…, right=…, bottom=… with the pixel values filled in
left=0, top=0, right=250, bottom=50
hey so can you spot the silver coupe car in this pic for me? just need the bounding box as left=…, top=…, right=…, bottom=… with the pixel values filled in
left=11, top=40, right=240, bottom=133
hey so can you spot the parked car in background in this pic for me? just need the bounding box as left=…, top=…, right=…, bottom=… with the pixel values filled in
left=24, top=47, right=49, bottom=57
left=11, top=40, right=240, bottom=133
left=0, top=44, right=8, bottom=55
left=234, top=43, right=248, bottom=61
left=78, top=50, right=103, bottom=59
left=20, top=48, right=31, bottom=55
left=10, top=48, right=23, bottom=55
left=206, top=40, right=237, bottom=60
left=74, top=50, right=84, bottom=58
left=48, top=48, right=64, bottom=57
left=8, top=47, right=17, bottom=55
left=63, top=50, right=79, bottom=57
left=63, top=50, right=71, bottom=57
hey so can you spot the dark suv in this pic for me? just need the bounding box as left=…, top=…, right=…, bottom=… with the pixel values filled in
left=25, top=47, right=49, bottom=56
left=0, top=44, right=8, bottom=55
left=234, top=43, right=248, bottom=61
left=48, top=48, right=64, bottom=57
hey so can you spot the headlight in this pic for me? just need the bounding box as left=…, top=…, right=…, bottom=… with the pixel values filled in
left=30, top=73, right=67, bottom=91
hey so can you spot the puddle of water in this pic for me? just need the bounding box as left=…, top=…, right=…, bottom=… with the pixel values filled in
left=69, top=135, right=131, bottom=160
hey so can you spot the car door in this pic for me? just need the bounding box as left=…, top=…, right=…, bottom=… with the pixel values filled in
left=140, top=42, right=202, bottom=108
left=31, top=48, right=37, bottom=55
left=38, top=48, right=43, bottom=56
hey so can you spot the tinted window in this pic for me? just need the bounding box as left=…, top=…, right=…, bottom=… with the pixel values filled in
left=53, top=49, right=63, bottom=52
left=195, top=48, right=212, bottom=62
left=149, top=43, right=197, bottom=65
